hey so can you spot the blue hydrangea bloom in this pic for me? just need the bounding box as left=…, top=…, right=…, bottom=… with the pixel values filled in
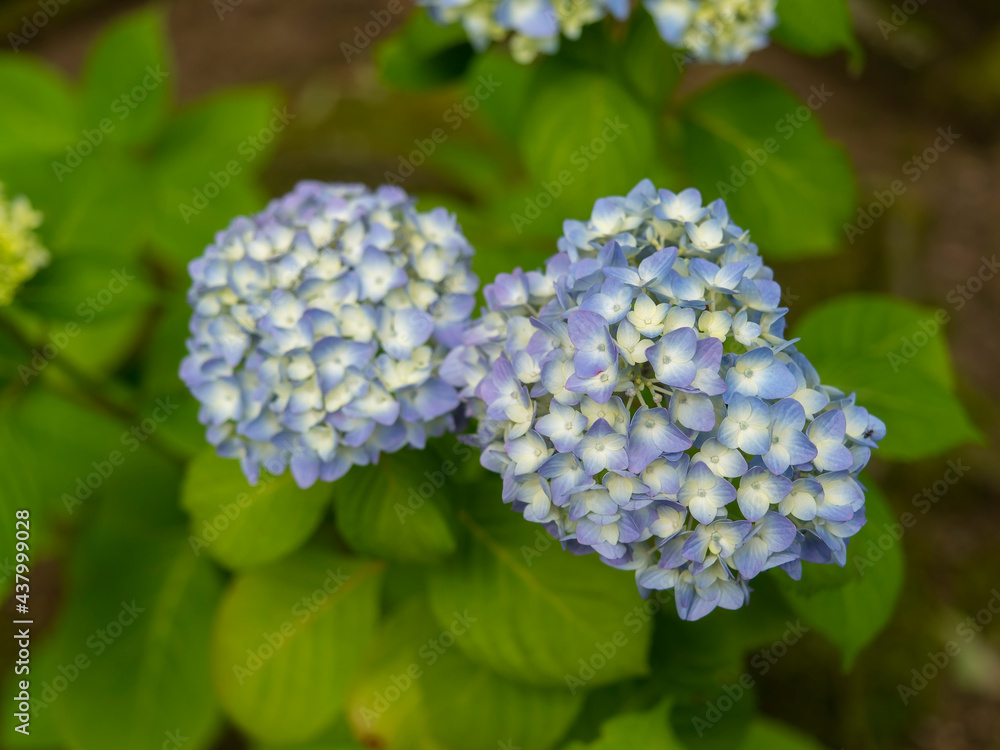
left=442, top=179, right=884, bottom=621
left=181, top=182, right=479, bottom=488
left=421, top=0, right=775, bottom=64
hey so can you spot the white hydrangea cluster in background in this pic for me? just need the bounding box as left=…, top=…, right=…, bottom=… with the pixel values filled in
left=420, top=0, right=776, bottom=63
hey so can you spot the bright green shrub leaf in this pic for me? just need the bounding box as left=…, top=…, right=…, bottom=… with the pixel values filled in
left=427, top=484, right=652, bottom=687
left=334, top=449, right=459, bottom=563
left=82, top=7, right=171, bottom=146
left=423, top=646, right=584, bottom=750
left=563, top=700, right=679, bottom=750
left=212, top=550, right=384, bottom=744
left=740, top=718, right=825, bottom=749
left=517, top=68, right=660, bottom=236
left=181, top=450, right=333, bottom=569
left=793, top=294, right=983, bottom=460
left=55, top=531, right=223, bottom=750
left=375, top=11, right=474, bottom=90
left=773, top=0, right=862, bottom=65
left=793, top=294, right=956, bottom=389
left=0, top=57, right=77, bottom=158
left=675, top=74, right=856, bottom=258
left=776, top=482, right=903, bottom=669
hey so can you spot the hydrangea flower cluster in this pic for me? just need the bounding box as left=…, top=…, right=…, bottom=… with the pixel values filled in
left=420, top=0, right=775, bottom=64
left=646, top=0, right=776, bottom=64
left=181, top=182, right=478, bottom=489
left=0, top=183, right=48, bottom=307
left=442, top=179, right=884, bottom=620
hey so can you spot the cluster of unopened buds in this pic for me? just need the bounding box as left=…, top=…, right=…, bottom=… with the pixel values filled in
left=183, top=178, right=882, bottom=620
left=420, top=0, right=776, bottom=64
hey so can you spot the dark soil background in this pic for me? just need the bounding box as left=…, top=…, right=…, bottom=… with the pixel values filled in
left=3, top=0, right=998, bottom=747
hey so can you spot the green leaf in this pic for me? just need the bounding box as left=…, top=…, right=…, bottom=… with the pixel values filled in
left=775, top=481, right=903, bottom=669
left=54, top=530, right=224, bottom=750
left=793, top=294, right=956, bottom=390
left=17, top=252, right=152, bottom=321
left=212, top=550, right=384, bottom=744
left=0, top=57, right=77, bottom=159
left=345, top=599, right=445, bottom=750
left=517, top=68, right=660, bottom=236
left=464, top=50, right=537, bottom=142
left=427, top=482, right=652, bottom=687
left=739, top=718, right=825, bottom=750
left=334, top=448, right=460, bottom=563
left=423, top=645, right=584, bottom=750
left=773, top=0, right=862, bottom=66
left=153, top=87, right=283, bottom=172
left=81, top=7, right=171, bottom=146
left=149, top=87, right=282, bottom=265
left=0, top=389, right=126, bottom=558
left=793, top=294, right=983, bottom=460
left=674, top=73, right=856, bottom=259
left=376, top=12, right=474, bottom=91
left=618, top=9, right=683, bottom=110
left=254, top=718, right=368, bottom=750
left=563, top=700, right=680, bottom=750
left=181, top=450, right=333, bottom=570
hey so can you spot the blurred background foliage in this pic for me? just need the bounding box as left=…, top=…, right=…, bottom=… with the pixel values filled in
left=0, top=1, right=997, bottom=749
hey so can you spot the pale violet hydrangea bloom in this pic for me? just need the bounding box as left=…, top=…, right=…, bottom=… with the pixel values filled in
left=181, top=182, right=478, bottom=488
left=421, top=0, right=775, bottom=64
left=442, top=179, right=883, bottom=621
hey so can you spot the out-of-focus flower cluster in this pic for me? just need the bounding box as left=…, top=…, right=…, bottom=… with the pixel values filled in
left=443, top=179, right=884, bottom=620
left=645, top=0, right=776, bottom=64
left=420, top=0, right=775, bottom=64
left=0, top=183, right=48, bottom=307
left=181, top=182, right=478, bottom=488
